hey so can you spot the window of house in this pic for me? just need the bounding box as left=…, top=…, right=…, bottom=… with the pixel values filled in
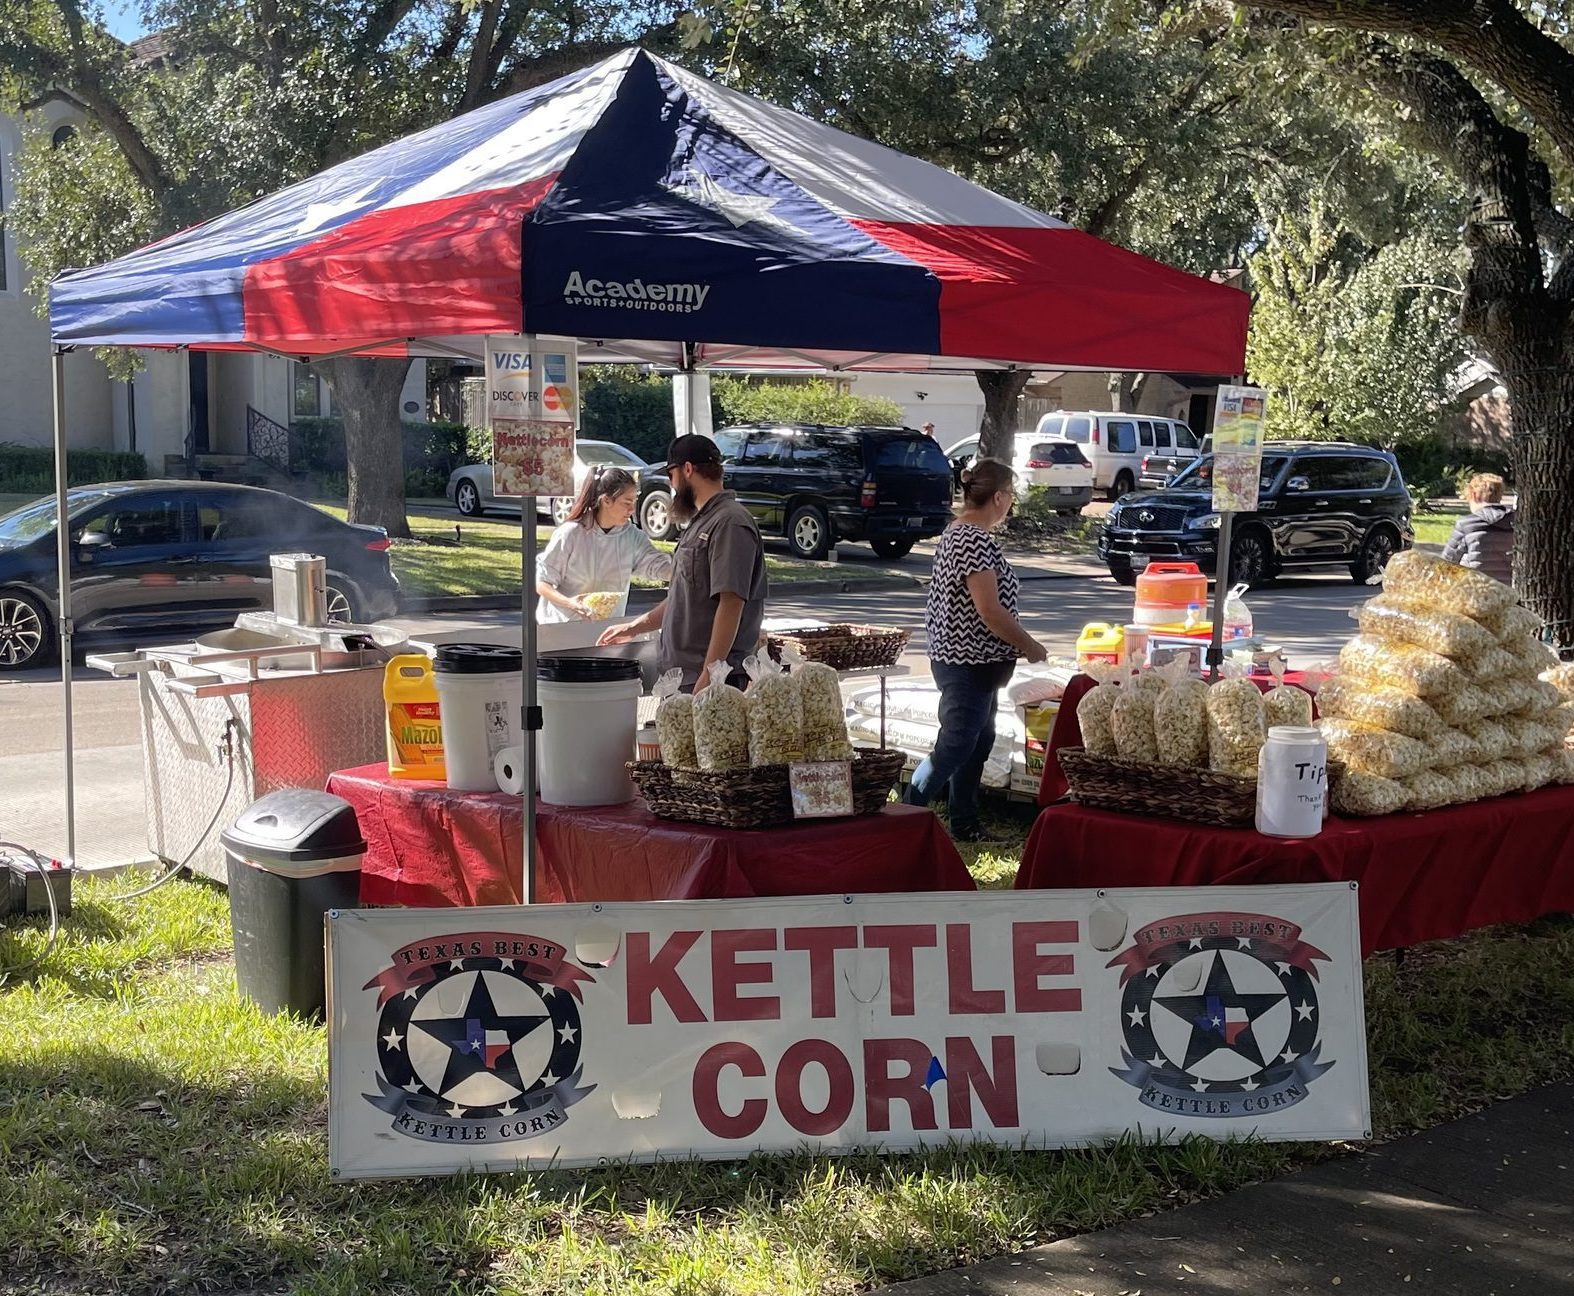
left=51, top=124, right=77, bottom=149
left=292, top=363, right=326, bottom=418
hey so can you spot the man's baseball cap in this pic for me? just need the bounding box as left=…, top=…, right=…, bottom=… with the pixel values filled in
left=660, top=433, right=724, bottom=471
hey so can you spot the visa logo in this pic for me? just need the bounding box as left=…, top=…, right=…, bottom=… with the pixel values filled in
left=490, top=352, right=530, bottom=371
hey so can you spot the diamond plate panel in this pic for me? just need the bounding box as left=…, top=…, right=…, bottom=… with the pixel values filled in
left=140, top=667, right=386, bottom=884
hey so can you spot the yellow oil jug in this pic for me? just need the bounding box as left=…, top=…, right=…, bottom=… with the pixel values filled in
left=384, top=654, right=445, bottom=780
left=1075, top=622, right=1125, bottom=669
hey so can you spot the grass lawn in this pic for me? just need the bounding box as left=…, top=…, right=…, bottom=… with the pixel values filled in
left=1412, top=509, right=1463, bottom=546
left=313, top=506, right=878, bottom=599
left=7, top=818, right=1574, bottom=1295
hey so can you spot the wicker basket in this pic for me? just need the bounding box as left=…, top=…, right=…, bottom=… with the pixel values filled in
left=628, top=747, right=907, bottom=829
left=1057, top=745, right=1259, bottom=828
left=767, top=624, right=909, bottom=672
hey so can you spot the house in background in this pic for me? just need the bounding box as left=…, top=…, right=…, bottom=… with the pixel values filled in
left=1, top=98, right=424, bottom=487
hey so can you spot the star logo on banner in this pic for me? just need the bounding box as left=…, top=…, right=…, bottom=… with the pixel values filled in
left=1154, top=950, right=1287, bottom=1073
left=1109, top=916, right=1335, bottom=1117
left=369, top=950, right=593, bottom=1135
left=296, top=180, right=380, bottom=235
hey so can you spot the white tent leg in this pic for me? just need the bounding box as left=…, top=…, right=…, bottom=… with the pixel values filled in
left=51, top=347, right=76, bottom=867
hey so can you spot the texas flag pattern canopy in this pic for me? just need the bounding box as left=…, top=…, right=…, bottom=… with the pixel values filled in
left=49, top=49, right=1248, bottom=375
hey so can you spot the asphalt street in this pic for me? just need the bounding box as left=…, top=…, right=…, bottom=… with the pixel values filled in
left=0, top=565, right=1369, bottom=868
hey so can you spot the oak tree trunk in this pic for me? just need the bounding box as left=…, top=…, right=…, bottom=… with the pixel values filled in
left=317, top=357, right=414, bottom=539
left=975, top=370, right=1031, bottom=462
left=1485, top=320, right=1574, bottom=645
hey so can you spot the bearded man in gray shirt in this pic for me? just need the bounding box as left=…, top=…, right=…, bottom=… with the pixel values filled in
left=599, top=434, right=768, bottom=691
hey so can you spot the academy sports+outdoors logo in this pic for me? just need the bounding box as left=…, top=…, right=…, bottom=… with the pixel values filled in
left=562, top=270, right=711, bottom=313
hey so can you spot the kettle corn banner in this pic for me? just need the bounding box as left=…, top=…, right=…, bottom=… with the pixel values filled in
left=327, top=884, right=1368, bottom=1179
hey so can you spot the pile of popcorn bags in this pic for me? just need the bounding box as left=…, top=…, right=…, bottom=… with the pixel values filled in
left=1321, top=550, right=1574, bottom=816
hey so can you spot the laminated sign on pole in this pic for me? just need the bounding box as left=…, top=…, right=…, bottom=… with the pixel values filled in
left=485, top=335, right=579, bottom=904
left=1207, top=385, right=1268, bottom=679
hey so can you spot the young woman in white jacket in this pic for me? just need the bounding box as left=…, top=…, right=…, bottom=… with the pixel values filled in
left=536, top=467, right=673, bottom=622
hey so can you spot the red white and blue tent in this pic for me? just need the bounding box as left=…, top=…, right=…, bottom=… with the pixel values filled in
left=49, top=48, right=1248, bottom=375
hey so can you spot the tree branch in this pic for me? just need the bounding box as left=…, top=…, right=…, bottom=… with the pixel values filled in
left=33, top=0, right=174, bottom=193
left=1360, top=44, right=1544, bottom=320
left=1257, top=0, right=1574, bottom=171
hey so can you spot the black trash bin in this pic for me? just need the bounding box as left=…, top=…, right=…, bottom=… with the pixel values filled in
left=219, top=789, right=366, bottom=1019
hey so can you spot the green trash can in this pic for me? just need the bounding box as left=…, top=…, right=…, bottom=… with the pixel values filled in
left=219, top=789, right=366, bottom=1019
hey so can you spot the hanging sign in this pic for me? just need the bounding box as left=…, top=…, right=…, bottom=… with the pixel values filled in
left=327, top=883, right=1369, bottom=1180
left=486, top=334, right=577, bottom=498
left=1210, top=385, right=1269, bottom=513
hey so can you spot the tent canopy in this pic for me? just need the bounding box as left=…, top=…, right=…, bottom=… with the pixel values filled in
left=49, top=49, right=1248, bottom=377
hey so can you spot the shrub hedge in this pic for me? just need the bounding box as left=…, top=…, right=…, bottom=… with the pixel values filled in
left=0, top=443, right=147, bottom=494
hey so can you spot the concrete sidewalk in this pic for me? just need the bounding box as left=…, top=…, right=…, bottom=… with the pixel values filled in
left=879, top=1082, right=1574, bottom=1295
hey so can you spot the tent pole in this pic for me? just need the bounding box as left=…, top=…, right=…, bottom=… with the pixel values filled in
left=51, top=346, right=76, bottom=868
left=1206, top=374, right=1247, bottom=683
left=522, top=495, right=539, bottom=905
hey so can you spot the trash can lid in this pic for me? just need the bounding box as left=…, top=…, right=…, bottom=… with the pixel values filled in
left=220, top=789, right=366, bottom=871
left=434, top=642, right=523, bottom=674
left=537, top=655, right=641, bottom=683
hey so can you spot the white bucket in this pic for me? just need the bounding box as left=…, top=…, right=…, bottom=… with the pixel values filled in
left=538, top=657, right=643, bottom=806
left=433, top=643, right=523, bottom=792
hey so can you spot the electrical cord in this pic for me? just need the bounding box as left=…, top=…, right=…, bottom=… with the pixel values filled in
left=107, top=719, right=239, bottom=903
left=0, top=841, right=61, bottom=988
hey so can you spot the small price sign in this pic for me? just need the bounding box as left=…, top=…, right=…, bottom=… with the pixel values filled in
left=788, top=761, right=854, bottom=819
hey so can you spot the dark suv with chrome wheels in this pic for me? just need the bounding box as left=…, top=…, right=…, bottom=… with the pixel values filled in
left=637, top=424, right=954, bottom=560
left=1097, top=442, right=1414, bottom=587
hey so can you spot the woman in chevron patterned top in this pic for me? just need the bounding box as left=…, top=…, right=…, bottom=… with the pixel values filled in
left=903, top=458, right=1046, bottom=842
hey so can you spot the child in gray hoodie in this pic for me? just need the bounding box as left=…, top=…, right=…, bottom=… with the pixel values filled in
left=1442, top=472, right=1515, bottom=585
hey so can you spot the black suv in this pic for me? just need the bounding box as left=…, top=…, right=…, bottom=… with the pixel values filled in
left=1097, top=442, right=1414, bottom=587
left=637, top=424, right=954, bottom=560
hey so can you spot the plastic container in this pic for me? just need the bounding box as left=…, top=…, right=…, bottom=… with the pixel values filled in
left=1255, top=726, right=1328, bottom=838
left=1076, top=622, right=1125, bottom=669
left=1133, top=562, right=1209, bottom=626
left=1122, top=624, right=1149, bottom=671
left=1223, top=583, right=1254, bottom=642
left=433, top=643, right=523, bottom=792
left=219, top=789, right=365, bottom=1019
left=538, top=655, right=643, bottom=805
left=635, top=721, right=662, bottom=762
left=383, top=654, right=445, bottom=780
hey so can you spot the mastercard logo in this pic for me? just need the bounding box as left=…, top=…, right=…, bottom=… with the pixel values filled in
left=541, top=383, right=576, bottom=413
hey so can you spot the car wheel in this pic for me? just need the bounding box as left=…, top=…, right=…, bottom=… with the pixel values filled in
left=325, top=581, right=359, bottom=624
left=787, top=504, right=832, bottom=560
left=869, top=538, right=915, bottom=560
left=1229, top=528, right=1275, bottom=588
left=1351, top=526, right=1399, bottom=585
left=455, top=480, right=482, bottom=517
left=1111, top=470, right=1135, bottom=500
left=1107, top=559, right=1138, bottom=587
left=641, top=490, right=678, bottom=541
left=0, top=590, right=51, bottom=670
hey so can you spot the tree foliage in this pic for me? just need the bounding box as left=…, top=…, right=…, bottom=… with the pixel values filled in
left=709, top=377, right=902, bottom=428
left=1247, top=202, right=1469, bottom=448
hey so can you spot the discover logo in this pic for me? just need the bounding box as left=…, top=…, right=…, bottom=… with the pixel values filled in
left=562, top=271, right=711, bottom=313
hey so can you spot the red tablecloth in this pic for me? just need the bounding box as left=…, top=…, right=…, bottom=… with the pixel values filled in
left=1016, top=784, right=1574, bottom=954
left=326, top=763, right=975, bottom=907
left=1037, top=670, right=1317, bottom=805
